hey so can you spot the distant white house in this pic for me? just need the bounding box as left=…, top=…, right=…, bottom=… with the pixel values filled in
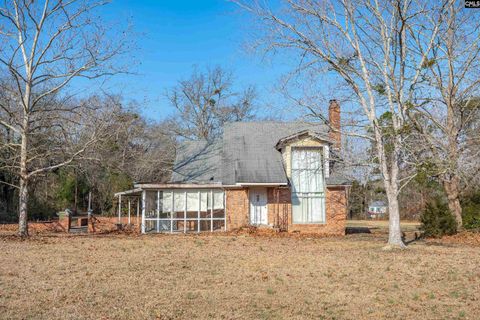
left=368, top=201, right=387, bottom=219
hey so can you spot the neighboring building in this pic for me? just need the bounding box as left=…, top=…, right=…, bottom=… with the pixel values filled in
left=115, top=100, right=351, bottom=235
left=367, top=201, right=388, bottom=219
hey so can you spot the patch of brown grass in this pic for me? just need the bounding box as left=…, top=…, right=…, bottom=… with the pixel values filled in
left=426, top=231, right=480, bottom=247
left=1, top=230, right=479, bottom=320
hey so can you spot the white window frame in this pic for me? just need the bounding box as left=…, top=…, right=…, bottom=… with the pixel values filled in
left=290, top=147, right=326, bottom=224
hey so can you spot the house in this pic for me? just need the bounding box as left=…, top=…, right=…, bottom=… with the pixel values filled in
left=114, top=100, right=351, bottom=235
left=367, top=201, right=388, bottom=219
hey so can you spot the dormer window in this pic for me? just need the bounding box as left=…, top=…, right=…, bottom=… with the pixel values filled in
left=291, top=147, right=326, bottom=224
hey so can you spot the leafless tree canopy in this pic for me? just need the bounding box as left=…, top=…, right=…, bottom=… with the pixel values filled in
left=165, top=66, right=257, bottom=141
left=402, top=3, right=480, bottom=227
left=0, top=0, right=130, bottom=235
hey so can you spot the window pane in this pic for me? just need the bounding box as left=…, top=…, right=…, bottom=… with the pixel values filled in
left=174, top=191, right=185, bottom=212
left=291, top=148, right=325, bottom=223
left=161, top=191, right=172, bottom=213
left=292, top=194, right=302, bottom=223
left=200, top=191, right=208, bottom=211
left=213, top=190, right=224, bottom=209
left=292, top=150, right=323, bottom=193
left=186, top=191, right=199, bottom=211
left=310, top=197, right=324, bottom=223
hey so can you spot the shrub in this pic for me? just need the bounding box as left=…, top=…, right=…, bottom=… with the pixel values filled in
left=462, top=192, right=480, bottom=230
left=420, top=197, right=457, bottom=237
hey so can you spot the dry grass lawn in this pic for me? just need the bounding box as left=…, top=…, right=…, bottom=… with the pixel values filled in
left=1, top=227, right=479, bottom=319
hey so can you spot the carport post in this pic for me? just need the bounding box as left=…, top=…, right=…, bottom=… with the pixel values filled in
left=224, top=191, right=227, bottom=232
left=141, top=190, right=146, bottom=233
left=156, top=191, right=160, bottom=232
left=197, top=191, right=201, bottom=233
left=118, top=194, right=122, bottom=224
left=170, top=190, right=174, bottom=233
left=184, top=191, right=187, bottom=233
left=136, top=199, right=140, bottom=225
left=210, top=190, right=213, bottom=232
left=128, top=198, right=131, bottom=224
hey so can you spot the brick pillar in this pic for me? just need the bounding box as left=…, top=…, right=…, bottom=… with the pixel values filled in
left=328, top=99, right=341, bottom=150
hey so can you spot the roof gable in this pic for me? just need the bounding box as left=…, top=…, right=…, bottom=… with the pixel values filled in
left=275, top=130, right=333, bottom=150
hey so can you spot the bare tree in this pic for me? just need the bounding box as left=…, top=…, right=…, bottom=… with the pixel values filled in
left=406, top=3, right=480, bottom=229
left=83, top=94, right=175, bottom=183
left=166, top=66, right=257, bottom=141
left=71, top=94, right=175, bottom=213
left=0, top=0, right=128, bottom=236
left=236, top=0, right=451, bottom=248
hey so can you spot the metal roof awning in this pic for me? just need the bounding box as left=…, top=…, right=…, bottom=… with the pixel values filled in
left=133, top=183, right=223, bottom=189
left=114, top=188, right=143, bottom=197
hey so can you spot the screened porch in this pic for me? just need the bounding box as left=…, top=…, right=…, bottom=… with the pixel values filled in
left=115, top=185, right=226, bottom=234
left=142, top=189, right=226, bottom=233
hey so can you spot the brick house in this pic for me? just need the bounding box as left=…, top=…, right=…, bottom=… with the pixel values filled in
left=115, top=100, right=351, bottom=235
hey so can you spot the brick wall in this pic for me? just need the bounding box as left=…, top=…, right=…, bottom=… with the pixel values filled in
left=267, top=187, right=291, bottom=230
left=225, top=188, right=249, bottom=230
left=225, top=186, right=347, bottom=235
left=287, top=186, right=347, bottom=235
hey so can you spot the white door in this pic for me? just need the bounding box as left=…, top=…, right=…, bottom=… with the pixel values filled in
left=249, top=188, right=268, bottom=225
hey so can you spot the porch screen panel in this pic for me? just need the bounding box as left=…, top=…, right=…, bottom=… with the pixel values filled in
left=161, top=192, right=172, bottom=214
left=186, top=191, right=199, bottom=212
left=173, top=191, right=185, bottom=211
left=212, top=190, right=225, bottom=219
left=144, top=191, right=158, bottom=232
left=143, top=189, right=225, bottom=233
left=200, top=191, right=208, bottom=212
left=145, top=191, right=157, bottom=218
left=213, top=190, right=224, bottom=209
left=291, top=148, right=326, bottom=223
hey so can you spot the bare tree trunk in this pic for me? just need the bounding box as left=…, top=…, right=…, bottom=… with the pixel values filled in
left=18, top=131, right=29, bottom=237
left=375, top=128, right=405, bottom=249
left=74, top=170, right=78, bottom=212
left=443, top=176, right=463, bottom=229
left=385, top=183, right=403, bottom=247
left=18, top=177, right=28, bottom=237
left=18, top=82, right=31, bottom=236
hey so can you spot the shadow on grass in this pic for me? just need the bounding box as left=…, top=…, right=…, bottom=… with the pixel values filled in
left=345, top=227, right=372, bottom=234
left=403, top=231, right=424, bottom=245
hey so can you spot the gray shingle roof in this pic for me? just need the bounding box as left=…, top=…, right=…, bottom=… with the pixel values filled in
left=171, top=121, right=351, bottom=186
left=221, top=122, right=328, bottom=185
left=171, top=139, right=222, bottom=184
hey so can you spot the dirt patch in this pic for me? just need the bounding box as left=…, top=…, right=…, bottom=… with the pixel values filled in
left=1, top=232, right=479, bottom=319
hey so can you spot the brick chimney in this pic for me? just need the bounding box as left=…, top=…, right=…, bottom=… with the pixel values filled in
left=328, top=99, right=341, bottom=150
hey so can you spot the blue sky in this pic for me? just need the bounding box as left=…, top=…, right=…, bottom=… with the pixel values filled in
left=97, top=0, right=290, bottom=121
